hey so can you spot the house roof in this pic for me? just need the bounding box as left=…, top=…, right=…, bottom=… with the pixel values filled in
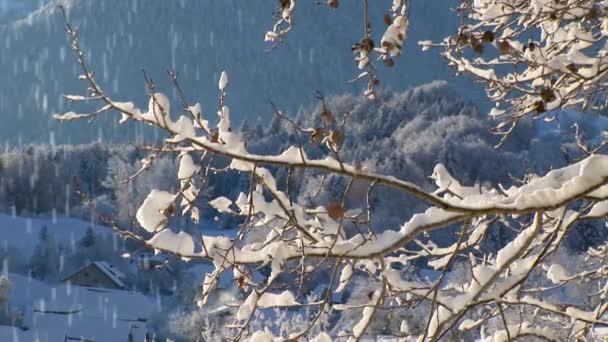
left=62, top=261, right=126, bottom=289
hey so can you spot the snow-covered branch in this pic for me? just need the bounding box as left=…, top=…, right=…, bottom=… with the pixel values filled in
left=55, top=2, right=608, bottom=340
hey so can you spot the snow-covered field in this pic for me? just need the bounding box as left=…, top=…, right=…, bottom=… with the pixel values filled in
left=0, top=211, right=233, bottom=254
left=0, top=273, right=154, bottom=342
left=0, top=211, right=241, bottom=339
left=0, top=212, right=107, bottom=255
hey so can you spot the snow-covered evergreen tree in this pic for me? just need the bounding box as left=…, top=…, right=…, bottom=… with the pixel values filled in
left=29, top=226, right=60, bottom=281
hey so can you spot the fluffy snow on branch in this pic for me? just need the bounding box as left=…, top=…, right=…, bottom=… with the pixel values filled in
left=351, top=289, right=382, bottom=340
left=136, top=189, right=177, bottom=232
left=52, top=112, right=94, bottom=121
left=167, top=115, right=195, bottom=143
left=335, top=264, right=353, bottom=293
left=178, top=153, right=199, bottom=180
left=141, top=93, right=172, bottom=126
left=218, top=70, right=228, bottom=91
left=148, top=229, right=195, bottom=256
left=236, top=291, right=258, bottom=321
left=546, top=263, right=569, bottom=284
left=381, top=15, right=409, bottom=56
left=310, top=332, right=332, bottom=342
left=438, top=154, right=608, bottom=213
left=257, top=290, right=299, bottom=307
left=63, top=94, right=89, bottom=101
left=209, top=196, right=233, bottom=214
left=248, top=328, right=275, bottom=342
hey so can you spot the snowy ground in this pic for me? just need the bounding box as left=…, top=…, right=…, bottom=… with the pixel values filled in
left=0, top=212, right=240, bottom=339
left=0, top=273, right=154, bottom=342
left=0, top=213, right=155, bottom=340
left=0, top=212, right=108, bottom=256
left=0, top=212, right=234, bottom=255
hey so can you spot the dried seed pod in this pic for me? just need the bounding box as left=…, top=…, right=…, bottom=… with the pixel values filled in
left=457, top=33, right=469, bottom=45
left=588, top=6, right=598, bottom=19
left=481, top=31, right=495, bottom=42
left=210, top=129, right=220, bottom=143
left=166, top=203, right=176, bottom=216
left=236, top=276, right=246, bottom=289
left=534, top=100, right=546, bottom=113
left=384, top=13, right=393, bottom=26
left=566, top=63, right=578, bottom=73
left=471, top=38, right=484, bottom=54
left=361, top=37, right=375, bottom=52
left=327, top=202, right=345, bottom=220
left=310, top=128, right=323, bottom=145
left=329, top=130, right=344, bottom=150
left=381, top=40, right=394, bottom=52
left=527, top=42, right=536, bottom=51
left=321, top=109, right=334, bottom=125
left=498, top=40, right=511, bottom=55
left=540, top=87, right=556, bottom=103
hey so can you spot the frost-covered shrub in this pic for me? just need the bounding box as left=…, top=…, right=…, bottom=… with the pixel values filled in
left=0, top=276, right=23, bottom=328
left=168, top=309, right=228, bottom=342
left=0, top=143, right=129, bottom=215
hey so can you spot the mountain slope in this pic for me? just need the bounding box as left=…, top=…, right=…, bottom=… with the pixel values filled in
left=0, top=0, right=47, bottom=25
left=0, top=0, right=483, bottom=145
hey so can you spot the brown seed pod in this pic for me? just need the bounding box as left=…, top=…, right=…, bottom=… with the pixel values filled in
left=534, top=100, right=546, bottom=113
left=588, top=6, right=598, bottom=20
left=361, top=37, right=375, bottom=52
left=166, top=203, right=176, bottom=216
left=321, top=109, right=334, bottom=125
left=327, top=202, right=345, bottom=220
left=236, top=276, right=246, bottom=289
left=381, top=40, right=394, bottom=51
left=210, top=130, right=220, bottom=143
left=498, top=40, right=511, bottom=55
left=566, top=63, right=578, bottom=73
left=540, top=87, right=556, bottom=103
left=481, top=31, right=495, bottom=42
left=328, top=0, right=339, bottom=9
left=457, top=33, right=469, bottom=45
left=330, top=130, right=344, bottom=150
left=471, top=38, right=484, bottom=54
left=310, top=128, right=323, bottom=145
left=384, top=13, right=393, bottom=26
left=527, top=42, right=536, bottom=51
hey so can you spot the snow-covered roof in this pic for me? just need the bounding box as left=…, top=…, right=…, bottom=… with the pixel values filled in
left=94, top=261, right=126, bottom=285
left=62, top=261, right=126, bottom=289
left=139, top=252, right=169, bottom=263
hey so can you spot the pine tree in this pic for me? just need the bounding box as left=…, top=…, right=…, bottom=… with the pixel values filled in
left=79, top=226, right=96, bottom=248
left=29, top=226, right=59, bottom=280
left=239, top=118, right=251, bottom=136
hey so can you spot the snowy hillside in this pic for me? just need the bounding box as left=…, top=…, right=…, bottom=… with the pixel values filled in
left=0, top=211, right=241, bottom=340
left=0, top=212, right=107, bottom=256
left=0, top=0, right=484, bottom=145
left=0, top=273, right=154, bottom=342
left=0, top=0, right=47, bottom=25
